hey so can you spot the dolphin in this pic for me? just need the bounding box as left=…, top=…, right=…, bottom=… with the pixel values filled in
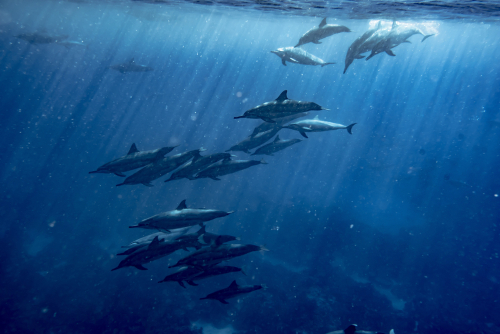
left=119, top=228, right=193, bottom=256
left=185, top=265, right=244, bottom=286
left=226, top=127, right=281, bottom=154
left=234, top=90, right=328, bottom=123
left=344, top=21, right=383, bottom=74
left=116, top=148, right=204, bottom=187
left=109, top=58, right=154, bottom=74
left=174, top=225, right=240, bottom=250
left=271, top=47, right=335, bottom=67
left=56, top=40, right=88, bottom=49
left=295, top=18, right=351, bottom=47
left=366, top=22, right=434, bottom=60
left=129, top=199, right=234, bottom=232
left=193, top=158, right=268, bottom=181
left=326, top=324, right=391, bottom=334
left=251, top=135, right=302, bottom=156
left=284, top=116, right=356, bottom=138
left=170, top=240, right=268, bottom=269
left=89, top=143, right=176, bottom=177
left=165, top=153, right=233, bottom=182
left=16, top=32, right=68, bottom=44
left=199, top=280, right=263, bottom=304
left=250, top=112, right=309, bottom=137
left=158, top=266, right=203, bottom=288
left=111, top=236, right=187, bottom=271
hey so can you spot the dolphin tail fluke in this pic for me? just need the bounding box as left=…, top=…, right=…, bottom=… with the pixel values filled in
left=346, top=123, right=357, bottom=134
left=321, top=62, right=336, bottom=67
left=421, top=34, right=435, bottom=42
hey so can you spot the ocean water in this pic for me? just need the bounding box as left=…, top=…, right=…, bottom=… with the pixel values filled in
left=1, top=0, right=500, bottom=333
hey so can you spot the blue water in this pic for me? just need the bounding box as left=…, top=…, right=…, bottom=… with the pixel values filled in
left=1, top=1, right=500, bottom=333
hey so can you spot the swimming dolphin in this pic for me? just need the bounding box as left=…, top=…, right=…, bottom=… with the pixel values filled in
left=174, top=225, right=240, bottom=250
left=226, top=127, right=281, bottom=154
left=366, top=22, right=434, bottom=60
left=234, top=90, right=328, bottom=123
left=16, top=32, right=68, bottom=44
left=56, top=40, right=87, bottom=49
left=158, top=266, right=203, bottom=288
left=194, top=158, right=267, bottom=181
left=116, top=148, right=204, bottom=187
left=122, top=227, right=192, bottom=249
left=90, top=143, right=176, bottom=177
left=325, top=324, right=391, bottom=334
left=170, top=240, right=268, bottom=269
left=129, top=200, right=234, bottom=232
left=295, top=18, right=351, bottom=47
left=186, top=266, right=244, bottom=286
left=251, top=135, right=302, bottom=156
left=165, top=153, right=233, bottom=182
left=109, top=58, right=153, bottom=74
left=250, top=113, right=309, bottom=137
left=271, top=47, right=335, bottom=67
left=111, top=236, right=187, bottom=271
left=284, top=116, right=356, bottom=138
left=344, top=21, right=383, bottom=73
left=199, top=280, right=263, bottom=304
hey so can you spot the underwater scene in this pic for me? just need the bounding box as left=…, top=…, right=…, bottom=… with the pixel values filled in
left=1, top=0, right=500, bottom=333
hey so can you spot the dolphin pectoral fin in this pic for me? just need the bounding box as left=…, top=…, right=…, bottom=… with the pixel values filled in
left=114, top=172, right=126, bottom=177
left=346, top=123, right=357, bottom=134
left=402, top=40, right=412, bottom=44
left=261, top=117, right=276, bottom=123
left=210, top=177, right=221, bottom=181
left=312, top=41, right=322, bottom=44
left=142, top=183, right=154, bottom=187
left=178, top=281, right=186, bottom=288
left=299, top=132, right=308, bottom=139
left=281, top=59, right=286, bottom=66
left=385, top=49, right=396, bottom=56
left=422, top=34, right=434, bottom=42
left=134, top=265, right=148, bottom=271
left=187, top=280, right=198, bottom=286
left=354, top=55, right=365, bottom=59
left=217, top=299, right=229, bottom=304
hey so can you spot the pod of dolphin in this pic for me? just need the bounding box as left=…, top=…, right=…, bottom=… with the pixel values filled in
left=87, top=17, right=433, bottom=313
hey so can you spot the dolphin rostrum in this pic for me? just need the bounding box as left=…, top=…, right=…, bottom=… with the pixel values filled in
left=129, top=200, right=234, bottom=232
left=194, top=158, right=267, bottom=181
left=271, top=47, right=335, bottom=67
left=89, top=143, right=176, bottom=177
left=199, top=280, right=264, bottom=304
left=295, top=18, right=350, bottom=47
left=251, top=135, right=302, bottom=156
left=116, top=148, right=204, bottom=187
left=284, top=116, right=356, bottom=138
left=109, top=58, right=154, bottom=74
left=234, top=90, right=328, bottom=123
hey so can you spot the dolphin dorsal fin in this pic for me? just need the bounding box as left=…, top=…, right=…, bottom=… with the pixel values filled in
left=197, top=225, right=206, bottom=235
left=319, top=18, right=327, bottom=28
left=313, top=115, right=319, bottom=120
left=344, top=324, right=357, bottom=334
left=128, top=143, right=139, bottom=155
left=148, top=236, right=161, bottom=250
left=229, top=280, right=238, bottom=289
left=273, top=135, right=280, bottom=142
left=276, top=90, right=288, bottom=102
left=392, top=21, right=398, bottom=29
left=129, top=58, right=135, bottom=63
left=176, top=200, right=187, bottom=210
